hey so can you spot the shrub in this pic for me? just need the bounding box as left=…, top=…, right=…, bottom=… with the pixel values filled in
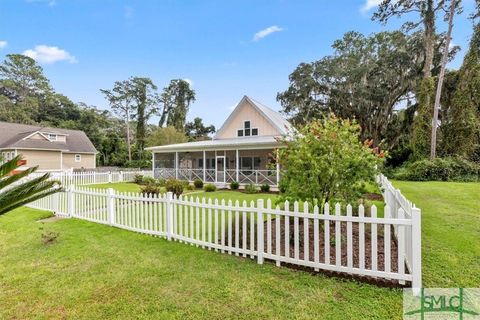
left=165, top=179, right=184, bottom=197
left=193, top=179, right=204, bottom=189
left=156, top=178, right=166, bottom=187
left=204, top=184, right=216, bottom=192
left=142, top=176, right=156, bottom=185
left=260, top=184, right=270, bottom=192
left=230, top=181, right=239, bottom=190
left=185, top=184, right=196, bottom=191
left=393, top=157, right=480, bottom=182
left=277, top=115, right=384, bottom=206
left=133, top=174, right=144, bottom=184
left=244, top=184, right=257, bottom=194
left=140, top=184, right=161, bottom=196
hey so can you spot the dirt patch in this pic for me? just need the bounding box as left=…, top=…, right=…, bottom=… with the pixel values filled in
left=37, top=216, right=64, bottom=223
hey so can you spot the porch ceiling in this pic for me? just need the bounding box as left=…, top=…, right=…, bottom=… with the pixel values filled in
left=145, top=136, right=282, bottom=153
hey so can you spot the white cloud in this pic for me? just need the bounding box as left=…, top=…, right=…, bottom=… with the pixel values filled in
left=0, top=41, right=7, bottom=49
left=228, top=104, right=237, bottom=111
left=183, top=78, right=194, bottom=87
left=360, top=0, right=382, bottom=13
left=25, top=0, right=56, bottom=6
left=23, top=45, right=77, bottom=64
left=253, top=25, right=284, bottom=41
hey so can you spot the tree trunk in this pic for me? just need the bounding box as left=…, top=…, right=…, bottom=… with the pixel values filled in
left=430, top=0, right=456, bottom=159
left=422, top=0, right=436, bottom=79
left=126, top=109, right=132, bottom=162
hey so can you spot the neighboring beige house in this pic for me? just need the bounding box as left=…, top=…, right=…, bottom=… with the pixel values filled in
left=0, top=121, right=97, bottom=171
left=146, top=96, right=294, bottom=186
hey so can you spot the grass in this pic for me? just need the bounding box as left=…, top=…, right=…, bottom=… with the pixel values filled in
left=392, top=181, right=480, bottom=287
left=87, top=182, right=142, bottom=193
left=0, top=180, right=478, bottom=319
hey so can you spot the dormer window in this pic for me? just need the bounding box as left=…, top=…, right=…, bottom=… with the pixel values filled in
left=48, top=134, right=57, bottom=141
left=237, top=121, right=259, bottom=137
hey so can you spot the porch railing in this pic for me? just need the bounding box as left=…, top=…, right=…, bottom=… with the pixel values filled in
left=154, top=168, right=279, bottom=186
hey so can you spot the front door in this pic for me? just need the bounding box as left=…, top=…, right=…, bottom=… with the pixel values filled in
left=215, top=156, right=225, bottom=183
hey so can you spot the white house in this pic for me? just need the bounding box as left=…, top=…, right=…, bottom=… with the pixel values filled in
left=146, top=96, right=294, bottom=187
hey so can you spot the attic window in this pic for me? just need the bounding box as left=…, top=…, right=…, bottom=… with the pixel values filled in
left=237, top=121, right=259, bottom=137
left=48, top=134, right=57, bottom=141
left=75, top=154, right=81, bottom=162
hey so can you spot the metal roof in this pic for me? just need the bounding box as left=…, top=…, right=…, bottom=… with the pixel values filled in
left=146, top=135, right=281, bottom=152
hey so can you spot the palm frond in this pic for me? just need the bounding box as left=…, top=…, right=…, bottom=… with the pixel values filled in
left=0, top=155, right=61, bottom=216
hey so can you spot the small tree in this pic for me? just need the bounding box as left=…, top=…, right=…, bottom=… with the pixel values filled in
left=277, top=115, right=384, bottom=207
left=0, top=156, right=60, bottom=215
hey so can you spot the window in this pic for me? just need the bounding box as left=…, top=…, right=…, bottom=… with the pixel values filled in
left=75, top=154, right=81, bottom=162
left=240, top=156, right=261, bottom=174
left=237, top=121, right=259, bottom=137
left=48, top=134, right=57, bottom=141
left=198, top=158, right=203, bottom=168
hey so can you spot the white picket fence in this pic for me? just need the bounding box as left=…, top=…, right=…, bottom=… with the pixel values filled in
left=30, top=170, right=154, bottom=187
left=28, top=174, right=422, bottom=288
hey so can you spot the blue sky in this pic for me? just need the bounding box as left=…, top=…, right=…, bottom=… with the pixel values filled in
left=0, top=0, right=477, bottom=129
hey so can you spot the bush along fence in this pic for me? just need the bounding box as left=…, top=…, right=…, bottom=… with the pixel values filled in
left=31, top=170, right=154, bottom=187
left=28, top=174, right=421, bottom=288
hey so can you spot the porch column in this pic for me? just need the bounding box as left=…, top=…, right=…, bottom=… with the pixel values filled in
left=151, top=152, right=155, bottom=173
left=276, top=150, right=280, bottom=186
left=175, top=152, right=178, bottom=179
left=203, top=150, right=206, bottom=181
left=214, top=150, right=217, bottom=182
left=235, top=149, right=239, bottom=182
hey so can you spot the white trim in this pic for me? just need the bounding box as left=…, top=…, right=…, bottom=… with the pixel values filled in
left=62, top=151, right=97, bottom=154
left=21, top=131, right=51, bottom=141
left=6, top=148, right=66, bottom=152
left=60, top=152, right=63, bottom=170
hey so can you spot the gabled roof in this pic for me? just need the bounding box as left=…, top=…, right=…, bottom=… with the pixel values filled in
left=0, top=121, right=97, bottom=153
left=214, top=96, right=293, bottom=139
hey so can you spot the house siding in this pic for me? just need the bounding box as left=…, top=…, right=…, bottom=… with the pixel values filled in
left=16, top=149, right=62, bottom=170
left=215, top=100, right=281, bottom=139
left=62, top=153, right=96, bottom=170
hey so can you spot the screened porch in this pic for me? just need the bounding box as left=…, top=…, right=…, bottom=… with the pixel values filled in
left=153, top=149, right=280, bottom=186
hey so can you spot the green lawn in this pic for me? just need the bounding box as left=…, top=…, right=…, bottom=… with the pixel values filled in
left=86, top=182, right=143, bottom=193
left=0, top=181, right=478, bottom=319
left=392, top=181, right=480, bottom=287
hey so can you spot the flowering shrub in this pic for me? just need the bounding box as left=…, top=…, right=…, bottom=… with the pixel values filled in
left=277, top=115, right=384, bottom=206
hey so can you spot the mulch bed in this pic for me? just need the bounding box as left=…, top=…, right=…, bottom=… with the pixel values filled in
left=263, top=218, right=405, bottom=287
left=363, top=192, right=384, bottom=201
left=224, top=217, right=406, bottom=287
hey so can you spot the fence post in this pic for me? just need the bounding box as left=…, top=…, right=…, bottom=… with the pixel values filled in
left=257, top=199, right=264, bottom=264
left=107, top=188, right=116, bottom=225
left=108, top=171, right=112, bottom=184
left=166, top=192, right=173, bottom=241
left=67, top=185, right=75, bottom=217
left=411, top=207, right=422, bottom=294
left=119, top=171, right=123, bottom=182
left=52, top=189, right=59, bottom=215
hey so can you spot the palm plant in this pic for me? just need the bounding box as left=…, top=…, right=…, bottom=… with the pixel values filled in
left=0, top=155, right=60, bottom=215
